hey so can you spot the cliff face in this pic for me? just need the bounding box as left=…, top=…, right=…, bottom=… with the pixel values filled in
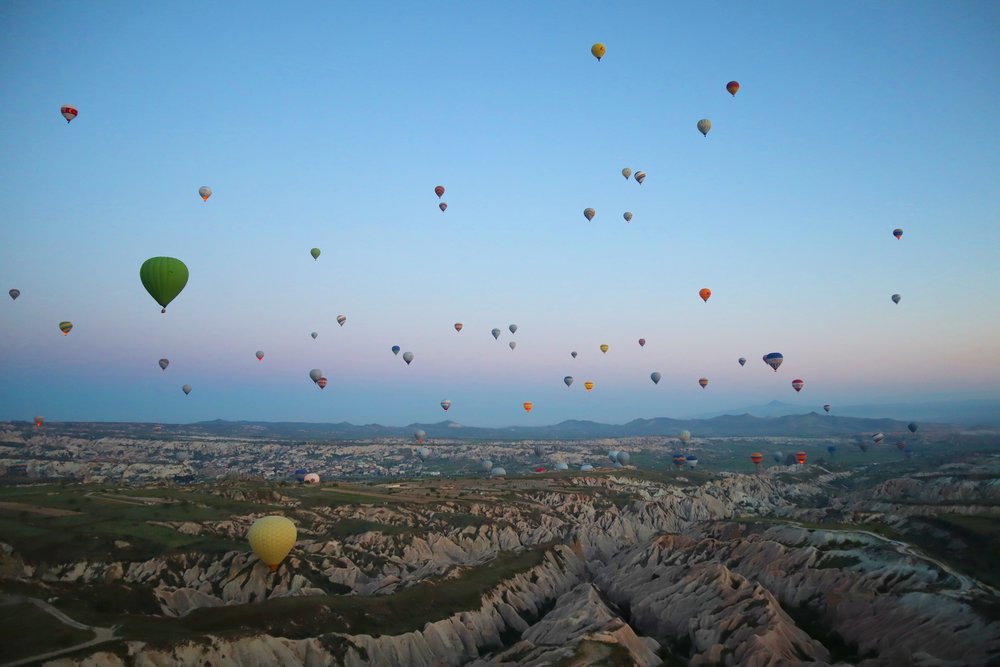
left=19, top=464, right=1000, bottom=667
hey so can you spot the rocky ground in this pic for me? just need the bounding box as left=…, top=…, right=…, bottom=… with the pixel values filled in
left=2, top=456, right=999, bottom=666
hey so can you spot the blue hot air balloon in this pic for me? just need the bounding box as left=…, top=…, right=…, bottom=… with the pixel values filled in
left=763, top=352, right=784, bottom=372
left=826, top=445, right=837, bottom=457
left=391, top=345, right=401, bottom=356
left=685, top=455, right=699, bottom=469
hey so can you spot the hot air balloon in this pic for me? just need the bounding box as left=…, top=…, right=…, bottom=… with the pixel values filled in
left=826, top=445, right=837, bottom=456
left=698, top=377, right=709, bottom=389
left=650, top=372, right=661, bottom=385
left=571, top=351, right=578, bottom=359
left=59, top=321, right=73, bottom=335
left=403, top=351, right=414, bottom=365
left=182, top=384, right=192, bottom=395
left=555, top=462, right=569, bottom=471
left=391, top=345, right=400, bottom=355
left=697, top=119, right=712, bottom=137
left=908, top=422, right=918, bottom=433
left=294, top=469, right=308, bottom=483
left=34, top=416, right=44, bottom=428
left=317, top=377, right=328, bottom=389
left=310, top=248, right=321, bottom=260
left=617, top=451, right=631, bottom=465
left=699, top=288, right=711, bottom=302
left=60, top=104, right=78, bottom=122
left=584, top=381, right=594, bottom=391
left=523, top=401, right=533, bottom=413
left=415, top=430, right=426, bottom=444
left=256, top=351, right=264, bottom=362
left=454, top=323, right=463, bottom=332
left=763, top=353, right=784, bottom=372
left=490, top=467, right=507, bottom=476
left=823, top=404, right=831, bottom=413
left=309, top=369, right=323, bottom=383
left=564, top=376, right=574, bottom=387
left=795, top=451, right=807, bottom=465
left=726, top=81, right=740, bottom=96
left=600, top=344, right=609, bottom=354
left=738, top=357, right=746, bottom=367
left=441, top=399, right=452, bottom=411
left=248, top=515, right=296, bottom=572
left=434, top=185, right=445, bottom=198
left=584, top=208, right=596, bottom=221
left=198, top=186, right=212, bottom=202
left=622, top=168, right=632, bottom=179
left=591, top=43, right=606, bottom=60
left=686, top=455, right=699, bottom=469
left=634, top=171, right=646, bottom=184
left=159, top=358, right=169, bottom=371
left=792, top=379, right=804, bottom=392
left=303, top=473, right=320, bottom=484
left=509, top=324, right=518, bottom=334
left=139, top=257, right=189, bottom=313
left=337, top=315, right=346, bottom=327
left=679, top=431, right=691, bottom=444
left=509, top=341, right=517, bottom=350
left=893, top=228, right=903, bottom=240
left=638, top=338, right=646, bottom=347
left=750, top=452, right=763, bottom=467
left=773, top=451, right=783, bottom=463
left=481, top=460, right=493, bottom=472
left=672, top=454, right=686, bottom=470
left=873, top=432, right=885, bottom=444
left=891, top=294, right=901, bottom=304
left=311, top=332, right=319, bottom=340
left=417, top=447, right=430, bottom=460
left=534, top=444, right=544, bottom=457
left=439, top=202, right=448, bottom=212
left=8, top=289, right=19, bottom=301
left=492, top=328, right=501, bottom=340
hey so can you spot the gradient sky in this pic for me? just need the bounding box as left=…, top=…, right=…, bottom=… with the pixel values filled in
left=2, top=1, right=999, bottom=427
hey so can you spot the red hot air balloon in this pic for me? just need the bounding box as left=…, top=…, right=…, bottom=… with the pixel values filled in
left=699, top=288, right=711, bottom=302
left=750, top=452, right=763, bottom=466
left=795, top=451, right=807, bottom=465
left=439, top=202, right=448, bottom=212
left=434, top=185, right=445, bottom=198
left=60, top=104, right=78, bottom=122
left=317, top=377, right=328, bottom=389
left=792, top=379, right=804, bottom=392
left=726, top=81, right=740, bottom=96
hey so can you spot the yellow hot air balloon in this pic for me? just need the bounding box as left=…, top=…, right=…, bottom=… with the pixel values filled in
left=584, top=381, right=594, bottom=392
left=523, top=401, right=533, bottom=413
left=600, top=344, right=609, bottom=354
left=591, top=43, right=606, bottom=61
left=248, top=516, right=297, bottom=572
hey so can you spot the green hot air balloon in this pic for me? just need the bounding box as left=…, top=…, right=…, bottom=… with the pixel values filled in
left=140, top=257, right=189, bottom=313
left=310, top=248, right=321, bottom=260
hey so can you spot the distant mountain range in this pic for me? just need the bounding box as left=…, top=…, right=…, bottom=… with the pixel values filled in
left=22, top=412, right=957, bottom=441
left=696, top=399, right=1000, bottom=426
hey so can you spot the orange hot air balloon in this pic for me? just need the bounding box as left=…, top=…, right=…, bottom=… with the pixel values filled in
left=795, top=451, right=807, bottom=465
left=698, top=377, right=709, bottom=389
left=699, top=288, right=711, bottom=302
left=726, top=81, right=740, bottom=96
left=750, top=452, right=763, bottom=465
left=523, top=401, right=533, bottom=413
left=584, top=381, right=594, bottom=392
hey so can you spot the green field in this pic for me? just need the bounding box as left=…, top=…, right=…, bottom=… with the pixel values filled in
left=0, top=601, right=94, bottom=662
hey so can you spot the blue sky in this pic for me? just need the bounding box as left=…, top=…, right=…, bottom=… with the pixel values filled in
left=1, top=1, right=998, bottom=426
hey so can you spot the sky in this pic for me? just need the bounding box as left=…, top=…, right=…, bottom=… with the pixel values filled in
left=1, top=1, right=999, bottom=427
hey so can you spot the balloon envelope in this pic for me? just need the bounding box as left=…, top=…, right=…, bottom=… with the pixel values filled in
left=622, top=167, right=632, bottom=179
left=697, top=119, right=712, bottom=136
left=823, top=404, right=831, bottom=413
left=317, top=377, right=328, bottom=389
left=792, top=379, right=804, bottom=392
left=600, top=344, right=609, bottom=354
left=391, top=345, right=400, bottom=355
left=8, top=289, right=19, bottom=300
left=492, top=328, right=501, bottom=339
left=434, top=185, right=445, bottom=198
left=763, top=353, right=784, bottom=371
left=454, top=323, right=463, bottom=332
left=795, top=451, right=807, bottom=465
left=591, top=43, right=606, bottom=60
left=634, top=171, right=646, bottom=184
left=750, top=453, right=763, bottom=465
left=650, top=372, right=661, bottom=384
left=61, top=104, right=78, bottom=122
left=522, top=401, right=533, bottom=413
left=509, top=324, right=517, bottom=334
left=584, top=381, right=594, bottom=391
left=248, top=516, right=297, bottom=571
left=441, top=400, right=451, bottom=411
left=509, top=341, right=517, bottom=350
left=439, top=202, right=448, bottom=212
left=311, top=332, right=318, bottom=339
left=337, top=315, right=346, bottom=326
left=564, top=376, right=574, bottom=387
left=309, top=369, right=322, bottom=382
left=908, top=422, right=918, bottom=433
left=310, top=248, right=321, bottom=260
left=159, top=358, right=169, bottom=371
left=182, top=384, right=192, bottom=395
left=699, top=288, right=711, bottom=302
left=256, top=351, right=264, bottom=361
left=773, top=451, right=783, bottom=463
left=893, top=228, right=903, bottom=239
left=617, top=451, right=631, bottom=465
left=415, top=430, right=426, bottom=443
left=198, top=186, right=212, bottom=201
left=583, top=208, right=596, bottom=221
left=698, top=377, right=709, bottom=388
left=59, top=321, right=73, bottom=335
left=679, top=431, right=691, bottom=444
left=638, top=338, right=645, bottom=347
left=140, top=257, right=189, bottom=313
left=738, top=357, right=746, bottom=366
left=403, top=351, right=414, bottom=365
left=892, top=294, right=901, bottom=304
left=726, top=81, right=740, bottom=96
left=571, top=351, right=578, bottom=358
